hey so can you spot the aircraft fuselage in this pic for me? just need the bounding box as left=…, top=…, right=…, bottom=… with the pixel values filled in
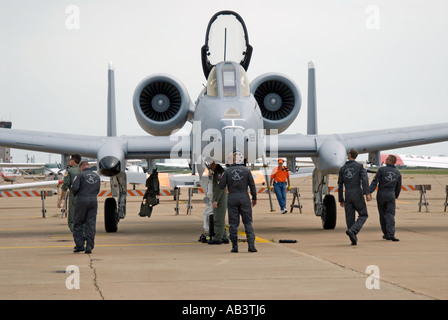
left=192, top=61, right=265, bottom=165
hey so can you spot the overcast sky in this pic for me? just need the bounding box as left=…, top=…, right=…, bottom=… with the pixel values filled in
left=1, top=0, right=447, bottom=163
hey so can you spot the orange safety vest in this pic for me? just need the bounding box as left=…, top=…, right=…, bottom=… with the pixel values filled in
left=271, top=166, right=289, bottom=183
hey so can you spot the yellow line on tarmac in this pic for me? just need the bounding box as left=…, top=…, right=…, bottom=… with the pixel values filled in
left=0, top=238, right=271, bottom=250
left=0, top=227, right=272, bottom=250
left=50, top=234, right=109, bottom=239
left=0, top=242, right=201, bottom=250
left=0, top=237, right=271, bottom=250
left=0, top=227, right=45, bottom=231
left=237, top=230, right=271, bottom=243
left=0, top=244, right=75, bottom=249
left=224, top=225, right=271, bottom=243
left=96, top=242, right=200, bottom=248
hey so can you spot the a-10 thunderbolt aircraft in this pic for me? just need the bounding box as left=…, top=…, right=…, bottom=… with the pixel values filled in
left=1, top=11, right=447, bottom=232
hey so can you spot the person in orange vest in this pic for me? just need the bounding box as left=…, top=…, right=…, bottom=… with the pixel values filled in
left=269, top=159, right=291, bottom=214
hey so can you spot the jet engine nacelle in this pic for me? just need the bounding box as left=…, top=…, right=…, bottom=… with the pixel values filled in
left=250, top=73, right=301, bottom=134
left=133, top=74, right=191, bottom=136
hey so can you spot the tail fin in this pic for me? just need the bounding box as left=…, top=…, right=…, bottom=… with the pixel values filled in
left=107, top=61, right=117, bottom=137
left=307, top=60, right=318, bottom=135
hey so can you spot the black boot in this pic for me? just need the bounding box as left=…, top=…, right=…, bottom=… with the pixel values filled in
left=207, top=238, right=222, bottom=245
left=231, top=241, right=238, bottom=253
left=248, top=243, right=257, bottom=253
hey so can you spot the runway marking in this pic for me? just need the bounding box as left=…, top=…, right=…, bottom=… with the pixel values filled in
left=50, top=234, right=109, bottom=239
left=0, top=226, right=271, bottom=250
left=0, top=242, right=201, bottom=250
left=237, top=230, right=271, bottom=243
left=97, top=242, right=202, bottom=248
left=0, top=227, right=45, bottom=231
left=222, top=225, right=272, bottom=243
left=0, top=235, right=271, bottom=250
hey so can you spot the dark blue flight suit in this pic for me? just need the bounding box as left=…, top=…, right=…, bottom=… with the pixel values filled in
left=219, top=163, right=257, bottom=252
left=368, top=164, right=402, bottom=239
left=338, top=160, right=370, bottom=236
left=72, top=167, right=101, bottom=253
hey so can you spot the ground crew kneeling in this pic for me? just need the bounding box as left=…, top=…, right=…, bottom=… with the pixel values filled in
left=219, top=152, right=258, bottom=253
left=71, top=161, right=101, bottom=254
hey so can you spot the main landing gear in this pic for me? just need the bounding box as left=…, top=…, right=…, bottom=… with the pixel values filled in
left=104, top=172, right=127, bottom=233
left=312, top=168, right=337, bottom=229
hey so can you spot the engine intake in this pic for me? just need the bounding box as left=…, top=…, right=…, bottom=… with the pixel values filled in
left=133, top=74, right=191, bottom=136
left=250, top=73, right=301, bottom=134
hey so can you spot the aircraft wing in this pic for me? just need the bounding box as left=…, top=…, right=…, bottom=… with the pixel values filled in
left=0, top=180, right=62, bottom=192
left=0, top=128, right=189, bottom=166
left=274, top=122, right=448, bottom=174
left=0, top=129, right=103, bottom=158
left=327, top=123, right=448, bottom=154
left=0, top=162, right=45, bottom=168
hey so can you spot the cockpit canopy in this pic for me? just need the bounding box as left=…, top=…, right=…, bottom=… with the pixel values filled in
left=201, top=10, right=253, bottom=79
left=206, top=62, right=250, bottom=98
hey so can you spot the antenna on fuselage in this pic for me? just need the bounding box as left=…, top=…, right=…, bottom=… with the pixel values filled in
left=107, top=61, right=117, bottom=137
left=307, top=60, right=318, bottom=135
left=224, top=28, right=227, bottom=61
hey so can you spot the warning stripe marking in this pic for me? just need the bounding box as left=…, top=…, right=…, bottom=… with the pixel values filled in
left=0, top=185, right=422, bottom=198
left=329, top=185, right=418, bottom=192
left=0, top=190, right=44, bottom=198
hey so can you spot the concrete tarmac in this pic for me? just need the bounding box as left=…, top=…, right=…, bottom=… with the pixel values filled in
left=0, top=173, right=447, bottom=300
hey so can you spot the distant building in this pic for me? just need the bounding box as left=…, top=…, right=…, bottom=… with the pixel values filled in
left=0, top=121, right=12, bottom=163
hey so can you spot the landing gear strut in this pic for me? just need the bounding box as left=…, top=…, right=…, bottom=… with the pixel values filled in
left=312, top=168, right=337, bottom=229
left=104, top=172, right=127, bottom=233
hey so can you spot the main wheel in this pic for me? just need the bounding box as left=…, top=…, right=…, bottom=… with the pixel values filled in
left=322, top=194, right=337, bottom=229
left=104, top=197, right=118, bottom=233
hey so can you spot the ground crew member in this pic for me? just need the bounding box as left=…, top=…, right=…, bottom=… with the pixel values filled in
left=201, top=168, right=214, bottom=235
left=219, top=151, right=257, bottom=253
left=338, top=149, right=371, bottom=245
left=71, top=161, right=101, bottom=254
left=368, top=154, right=402, bottom=242
left=210, top=162, right=229, bottom=245
left=139, top=168, right=160, bottom=218
left=269, top=159, right=291, bottom=214
left=57, top=154, right=81, bottom=232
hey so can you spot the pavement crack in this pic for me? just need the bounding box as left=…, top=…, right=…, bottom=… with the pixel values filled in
left=88, top=255, right=104, bottom=300
left=292, top=247, right=437, bottom=300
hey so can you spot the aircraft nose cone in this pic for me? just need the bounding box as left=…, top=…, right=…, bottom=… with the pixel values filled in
left=316, top=140, right=347, bottom=175
left=99, top=156, right=121, bottom=177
